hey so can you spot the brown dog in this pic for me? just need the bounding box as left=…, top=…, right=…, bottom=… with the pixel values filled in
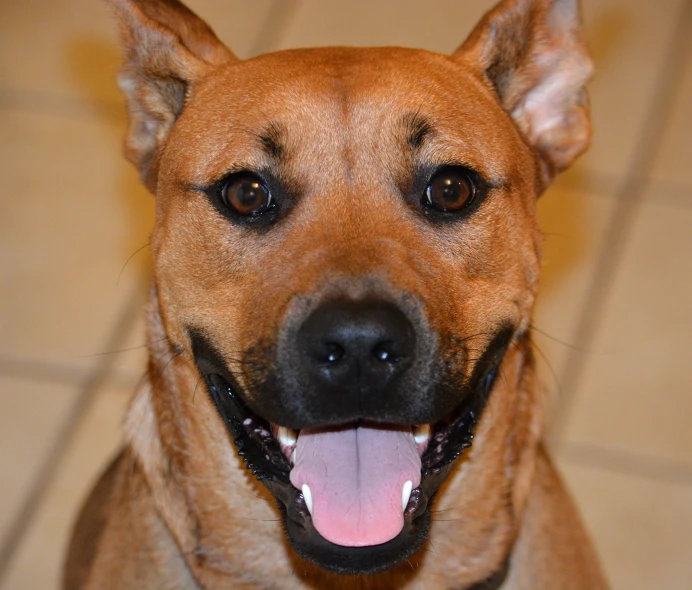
left=65, top=0, right=608, bottom=587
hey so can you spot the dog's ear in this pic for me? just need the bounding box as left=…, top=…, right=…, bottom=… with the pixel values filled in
left=454, top=0, right=592, bottom=188
left=106, top=0, right=236, bottom=191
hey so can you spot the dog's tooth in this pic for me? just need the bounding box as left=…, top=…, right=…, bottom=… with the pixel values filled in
left=302, top=484, right=313, bottom=515
left=413, top=424, right=431, bottom=444
left=402, top=480, right=413, bottom=512
left=291, top=448, right=297, bottom=465
left=278, top=426, right=297, bottom=447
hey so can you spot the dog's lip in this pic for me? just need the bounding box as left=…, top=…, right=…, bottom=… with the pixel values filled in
left=282, top=499, right=431, bottom=575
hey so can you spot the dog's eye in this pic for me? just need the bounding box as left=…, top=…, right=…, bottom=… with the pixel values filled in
left=424, top=168, right=477, bottom=213
left=221, top=173, right=273, bottom=216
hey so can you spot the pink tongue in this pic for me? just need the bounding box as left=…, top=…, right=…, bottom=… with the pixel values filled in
left=289, top=424, right=421, bottom=547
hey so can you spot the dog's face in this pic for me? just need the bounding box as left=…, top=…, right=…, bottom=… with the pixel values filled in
left=155, top=48, right=540, bottom=570
left=110, top=0, right=591, bottom=576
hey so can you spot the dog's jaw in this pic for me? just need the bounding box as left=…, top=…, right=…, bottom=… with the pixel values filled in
left=193, top=327, right=511, bottom=574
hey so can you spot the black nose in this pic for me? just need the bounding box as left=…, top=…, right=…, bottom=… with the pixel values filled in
left=297, top=299, right=416, bottom=398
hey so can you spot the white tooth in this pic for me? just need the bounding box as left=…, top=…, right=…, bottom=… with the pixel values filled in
left=413, top=424, right=431, bottom=444
left=291, top=448, right=297, bottom=465
left=278, top=426, right=297, bottom=447
left=302, top=484, right=313, bottom=515
left=402, top=480, right=413, bottom=512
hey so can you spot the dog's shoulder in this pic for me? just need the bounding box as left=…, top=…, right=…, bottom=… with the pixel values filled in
left=504, top=445, right=609, bottom=589
left=63, top=449, right=199, bottom=590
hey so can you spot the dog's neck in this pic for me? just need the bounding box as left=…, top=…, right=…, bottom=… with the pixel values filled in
left=123, top=284, right=541, bottom=589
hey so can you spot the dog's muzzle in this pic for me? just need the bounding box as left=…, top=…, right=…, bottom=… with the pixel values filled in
left=249, top=296, right=445, bottom=430
left=191, top=298, right=512, bottom=575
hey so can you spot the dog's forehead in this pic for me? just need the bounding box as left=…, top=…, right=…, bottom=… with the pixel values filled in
left=165, top=46, right=530, bottom=185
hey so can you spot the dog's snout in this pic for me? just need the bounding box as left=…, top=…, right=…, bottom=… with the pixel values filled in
left=297, top=300, right=416, bottom=397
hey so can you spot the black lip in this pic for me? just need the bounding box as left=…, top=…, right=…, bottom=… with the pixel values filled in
left=191, top=327, right=512, bottom=575
left=284, top=507, right=431, bottom=575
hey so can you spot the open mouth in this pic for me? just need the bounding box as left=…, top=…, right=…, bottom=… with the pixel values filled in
left=194, top=328, right=511, bottom=575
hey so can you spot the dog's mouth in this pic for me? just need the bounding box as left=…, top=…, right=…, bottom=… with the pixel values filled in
left=194, top=328, right=511, bottom=575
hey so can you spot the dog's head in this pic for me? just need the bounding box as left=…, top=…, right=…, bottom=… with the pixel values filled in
left=109, top=0, right=591, bottom=576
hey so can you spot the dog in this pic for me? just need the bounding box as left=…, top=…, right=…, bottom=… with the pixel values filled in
left=64, top=0, right=609, bottom=587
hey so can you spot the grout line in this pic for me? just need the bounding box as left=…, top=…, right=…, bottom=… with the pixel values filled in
left=248, top=0, right=301, bottom=56
left=0, top=86, right=124, bottom=125
left=547, top=0, right=692, bottom=446
left=108, top=370, right=147, bottom=392
left=553, top=168, right=692, bottom=211
left=642, top=177, right=692, bottom=211
left=0, top=357, right=89, bottom=388
left=0, top=0, right=302, bottom=126
left=557, top=442, right=692, bottom=487
left=0, top=283, right=147, bottom=584
left=0, top=356, right=147, bottom=393
left=551, top=167, right=623, bottom=199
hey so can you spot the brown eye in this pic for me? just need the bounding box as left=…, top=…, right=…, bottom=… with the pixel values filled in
left=425, top=168, right=476, bottom=212
left=222, top=173, right=273, bottom=216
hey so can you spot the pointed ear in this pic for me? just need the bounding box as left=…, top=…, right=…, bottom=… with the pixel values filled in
left=106, top=0, right=237, bottom=191
left=454, top=0, right=592, bottom=187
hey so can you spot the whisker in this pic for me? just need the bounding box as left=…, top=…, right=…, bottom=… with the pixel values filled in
left=530, top=323, right=589, bottom=352
left=192, top=375, right=205, bottom=404
left=158, top=350, right=183, bottom=376
left=431, top=506, right=463, bottom=514
left=424, top=534, right=438, bottom=555
left=528, top=334, right=563, bottom=398
left=116, top=242, right=151, bottom=285
left=84, top=336, right=169, bottom=358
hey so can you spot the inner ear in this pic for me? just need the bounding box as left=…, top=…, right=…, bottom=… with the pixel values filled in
left=123, top=0, right=235, bottom=66
left=107, top=0, right=236, bottom=192
left=453, top=0, right=592, bottom=188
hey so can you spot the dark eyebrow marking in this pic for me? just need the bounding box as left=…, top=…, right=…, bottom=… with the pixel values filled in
left=404, top=112, right=433, bottom=150
left=257, top=122, right=285, bottom=160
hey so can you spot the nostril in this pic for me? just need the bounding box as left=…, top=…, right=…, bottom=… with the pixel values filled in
left=317, top=342, right=345, bottom=365
left=297, top=298, right=416, bottom=390
left=372, top=341, right=403, bottom=364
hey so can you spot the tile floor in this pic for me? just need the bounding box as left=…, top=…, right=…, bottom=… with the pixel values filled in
left=0, top=0, right=690, bottom=588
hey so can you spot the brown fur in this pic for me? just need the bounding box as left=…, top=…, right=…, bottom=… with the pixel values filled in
left=65, top=0, right=608, bottom=587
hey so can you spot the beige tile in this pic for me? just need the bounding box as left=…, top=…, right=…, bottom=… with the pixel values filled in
left=649, top=32, right=692, bottom=198
left=273, top=0, right=495, bottom=53
left=0, top=376, right=80, bottom=547
left=645, top=180, right=692, bottom=212
left=0, top=0, right=275, bottom=107
left=273, top=0, right=685, bottom=182
left=1, top=383, right=130, bottom=590
left=556, top=459, right=692, bottom=590
left=188, top=0, right=278, bottom=57
left=572, top=0, right=686, bottom=180
left=532, top=182, right=617, bottom=414
left=0, top=109, right=154, bottom=373
left=560, top=200, right=692, bottom=464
